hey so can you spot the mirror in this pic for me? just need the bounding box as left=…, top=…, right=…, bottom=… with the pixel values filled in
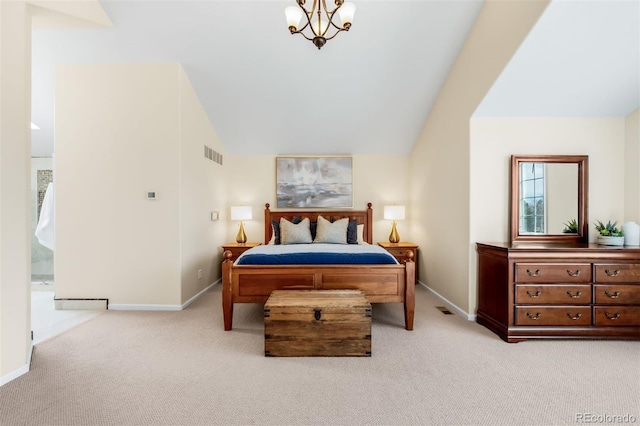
left=510, top=155, right=589, bottom=243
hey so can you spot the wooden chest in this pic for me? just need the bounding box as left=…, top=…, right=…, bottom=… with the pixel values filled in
left=264, top=290, right=372, bottom=357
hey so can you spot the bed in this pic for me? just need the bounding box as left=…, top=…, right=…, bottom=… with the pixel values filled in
left=221, top=203, right=416, bottom=331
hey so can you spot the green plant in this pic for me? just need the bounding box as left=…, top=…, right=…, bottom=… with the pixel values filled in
left=594, top=220, right=624, bottom=237
left=562, top=219, right=578, bottom=233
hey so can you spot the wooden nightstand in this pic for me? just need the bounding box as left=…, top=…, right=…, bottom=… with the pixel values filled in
left=378, top=242, right=419, bottom=281
left=222, top=242, right=261, bottom=262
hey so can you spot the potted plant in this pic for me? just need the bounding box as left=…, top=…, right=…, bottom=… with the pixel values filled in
left=595, top=220, right=624, bottom=246
left=562, top=219, right=578, bottom=234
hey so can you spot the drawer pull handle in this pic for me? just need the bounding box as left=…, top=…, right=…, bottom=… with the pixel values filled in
left=526, top=290, right=541, bottom=298
left=566, top=269, right=581, bottom=277
left=604, top=290, right=620, bottom=299
left=604, top=312, right=621, bottom=320
left=566, top=312, right=582, bottom=320
left=526, top=269, right=541, bottom=277
left=526, top=312, right=541, bottom=320
left=605, top=269, right=621, bottom=277
left=314, top=309, right=321, bottom=321
left=566, top=290, right=582, bottom=299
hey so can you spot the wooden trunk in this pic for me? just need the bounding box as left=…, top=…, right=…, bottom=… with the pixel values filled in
left=264, top=290, right=372, bottom=357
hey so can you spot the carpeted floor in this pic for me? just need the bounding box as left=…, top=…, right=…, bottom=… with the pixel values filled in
left=1, top=285, right=638, bottom=425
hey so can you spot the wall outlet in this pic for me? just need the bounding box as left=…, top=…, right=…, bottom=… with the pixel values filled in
left=197, top=269, right=202, bottom=280
left=210, top=211, right=219, bottom=221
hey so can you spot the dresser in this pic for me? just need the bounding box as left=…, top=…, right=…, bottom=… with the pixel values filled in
left=476, top=242, right=640, bottom=342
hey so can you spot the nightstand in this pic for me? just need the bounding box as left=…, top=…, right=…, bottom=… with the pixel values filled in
left=377, top=242, right=419, bottom=281
left=222, top=242, right=261, bottom=262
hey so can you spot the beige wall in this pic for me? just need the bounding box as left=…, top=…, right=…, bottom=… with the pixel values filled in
left=224, top=155, right=410, bottom=245
left=409, top=0, right=549, bottom=316
left=470, top=117, right=626, bottom=312
left=625, top=108, right=640, bottom=222
left=56, top=63, right=223, bottom=307
left=56, top=63, right=182, bottom=305
left=0, top=0, right=32, bottom=382
left=178, top=68, right=227, bottom=303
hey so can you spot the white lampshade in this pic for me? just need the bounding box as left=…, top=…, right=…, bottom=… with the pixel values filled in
left=384, top=205, right=405, bottom=221
left=338, top=2, right=356, bottom=27
left=285, top=6, right=303, bottom=30
left=231, top=206, right=252, bottom=221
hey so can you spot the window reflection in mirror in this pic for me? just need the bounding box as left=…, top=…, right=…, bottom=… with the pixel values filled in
left=518, top=163, right=578, bottom=235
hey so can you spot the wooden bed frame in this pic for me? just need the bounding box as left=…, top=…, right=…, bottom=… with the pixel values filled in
left=221, top=203, right=415, bottom=331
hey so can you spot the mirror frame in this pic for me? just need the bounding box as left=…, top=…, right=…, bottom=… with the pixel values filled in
left=510, top=155, right=589, bottom=244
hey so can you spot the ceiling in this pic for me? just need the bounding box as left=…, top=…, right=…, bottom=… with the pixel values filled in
left=31, top=1, right=639, bottom=157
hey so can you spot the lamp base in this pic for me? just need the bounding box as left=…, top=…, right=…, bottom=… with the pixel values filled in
left=388, top=221, right=400, bottom=244
left=236, top=222, right=247, bottom=244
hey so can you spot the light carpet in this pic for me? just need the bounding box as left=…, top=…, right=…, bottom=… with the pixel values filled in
left=1, top=285, right=638, bottom=426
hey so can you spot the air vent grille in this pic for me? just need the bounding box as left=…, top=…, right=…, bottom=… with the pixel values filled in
left=204, top=145, right=223, bottom=165
left=436, top=306, right=454, bottom=315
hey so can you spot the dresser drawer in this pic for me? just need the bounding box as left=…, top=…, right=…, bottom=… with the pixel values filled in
left=515, top=284, right=591, bottom=304
left=594, top=264, right=640, bottom=283
left=594, top=285, right=640, bottom=304
left=593, top=306, right=640, bottom=326
left=384, top=247, right=413, bottom=260
left=515, top=263, right=592, bottom=283
left=515, top=306, right=591, bottom=326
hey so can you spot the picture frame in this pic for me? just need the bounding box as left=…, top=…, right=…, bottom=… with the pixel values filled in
left=276, top=156, right=353, bottom=208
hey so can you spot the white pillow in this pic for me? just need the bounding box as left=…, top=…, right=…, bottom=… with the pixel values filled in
left=268, top=224, right=275, bottom=245
left=314, top=215, right=348, bottom=244
left=357, top=224, right=368, bottom=244
left=280, top=217, right=312, bottom=244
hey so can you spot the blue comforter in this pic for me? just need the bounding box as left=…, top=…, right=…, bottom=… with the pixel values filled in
left=235, top=243, right=399, bottom=265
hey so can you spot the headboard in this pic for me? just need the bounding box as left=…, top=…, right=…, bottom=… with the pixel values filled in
left=264, top=203, right=374, bottom=245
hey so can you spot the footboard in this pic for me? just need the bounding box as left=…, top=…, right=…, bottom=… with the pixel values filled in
left=222, top=250, right=415, bottom=331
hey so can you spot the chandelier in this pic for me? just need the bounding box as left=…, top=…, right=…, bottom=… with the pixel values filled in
left=285, top=0, right=356, bottom=50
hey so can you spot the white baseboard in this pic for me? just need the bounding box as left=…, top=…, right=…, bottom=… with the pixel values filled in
left=0, top=343, right=32, bottom=387
left=181, top=281, right=218, bottom=309
left=108, top=281, right=218, bottom=311
left=418, top=281, right=476, bottom=321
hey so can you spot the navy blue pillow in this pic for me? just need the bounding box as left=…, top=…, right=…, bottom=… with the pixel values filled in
left=272, top=216, right=301, bottom=244
left=347, top=219, right=358, bottom=244
left=310, top=221, right=317, bottom=240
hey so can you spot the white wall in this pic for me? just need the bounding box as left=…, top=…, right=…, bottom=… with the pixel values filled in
left=625, top=108, right=640, bottom=223
left=223, top=155, right=410, bottom=245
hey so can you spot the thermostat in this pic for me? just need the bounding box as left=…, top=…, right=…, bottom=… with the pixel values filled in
left=147, top=191, right=157, bottom=200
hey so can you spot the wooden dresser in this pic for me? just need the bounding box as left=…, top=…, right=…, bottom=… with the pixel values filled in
left=476, top=242, right=640, bottom=342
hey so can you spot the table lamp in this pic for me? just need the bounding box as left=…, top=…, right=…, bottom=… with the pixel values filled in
left=231, top=206, right=252, bottom=244
left=384, top=205, right=405, bottom=244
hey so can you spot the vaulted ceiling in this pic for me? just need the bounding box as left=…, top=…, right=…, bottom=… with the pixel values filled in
left=31, top=1, right=640, bottom=157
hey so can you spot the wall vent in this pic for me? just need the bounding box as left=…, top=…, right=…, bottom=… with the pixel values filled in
left=204, top=145, right=223, bottom=165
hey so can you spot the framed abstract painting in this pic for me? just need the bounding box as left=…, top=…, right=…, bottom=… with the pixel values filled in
left=276, top=156, right=353, bottom=208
